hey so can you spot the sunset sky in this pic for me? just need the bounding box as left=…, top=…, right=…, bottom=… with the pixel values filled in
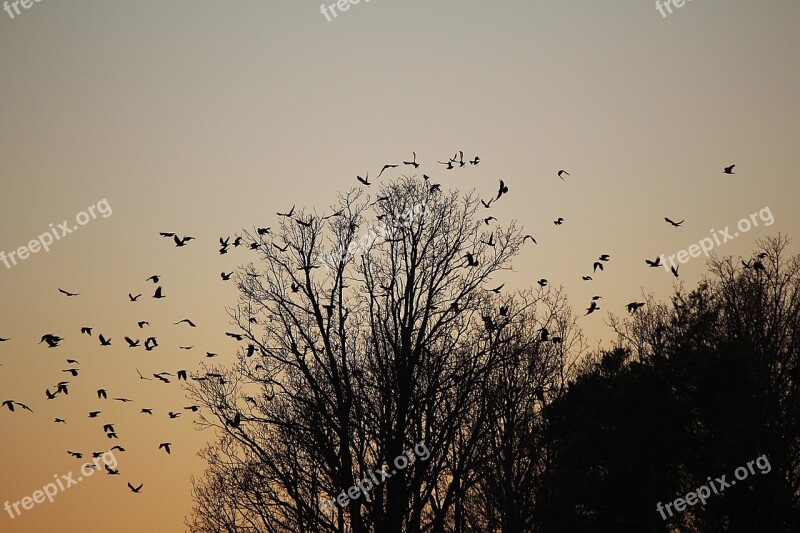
left=1, top=1, right=799, bottom=531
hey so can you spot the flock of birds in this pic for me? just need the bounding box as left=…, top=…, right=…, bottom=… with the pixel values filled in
left=0, top=153, right=744, bottom=498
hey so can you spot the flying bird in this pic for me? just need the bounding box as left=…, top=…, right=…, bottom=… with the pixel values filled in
left=403, top=152, right=419, bottom=168
left=671, top=265, right=679, bottom=278
left=159, top=442, right=172, bottom=455
left=99, top=334, right=112, bottom=346
left=523, top=235, right=537, bottom=245
left=58, top=288, right=79, bottom=297
left=377, top=164, right=399, bottom=178
left=585, top=301, right=600, bottom=315
left=627, top=302, right=645, bottom=314
left=723, top=164, right=736, bottom=175
left=664, top=217, right=684, bottom=227
left=645, top=257, right=662, bottom=267
left=277, top=205, right=295, bottom=218
left=553, top=218, right=564, bottom=226
left=174, top=319, right=196, bottom=327
left=173, top=235, right=195, bottom=247
left=145, top=275, right=161, bottom=283
left=593, top=262, right=604, bottom=273
left=496, top=180, right=509, bottom=200
left=128, top=293, right=141, bottom=302
left=153, top=287, right=165, bottom=299
left=557, top=170, right=570, bottom=180
left=128, top=482, right=143, bottom=493
left=80, top=327, right=92, bottom=335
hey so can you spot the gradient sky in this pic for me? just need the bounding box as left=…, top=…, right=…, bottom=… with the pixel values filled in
left=1, top=1, right=798, bottom=531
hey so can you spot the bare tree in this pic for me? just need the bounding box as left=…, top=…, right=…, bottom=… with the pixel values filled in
left=187, top=176, right=530, bottom=532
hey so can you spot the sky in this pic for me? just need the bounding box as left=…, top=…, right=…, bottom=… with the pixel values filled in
left=1, top=1, right=798, bottom=531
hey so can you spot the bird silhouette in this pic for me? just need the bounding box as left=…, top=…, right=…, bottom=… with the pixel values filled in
left=124, top=337, right=140, bottom=348
left=665, top=217, right=684, bottom=227
left=3, top=400, right=33, bottom=412
left=153, top=287, right=165, bottom=299
left=627, top=302, right=645, bottom=313
left=80, top=327, right=92, bottom=335
left=99, top=334, right=112, bottom=346
left=129, top=293, right=141, bottom=302
left=138, top=321, right=149, bottom=328
left=671, top=265, right=680, bottom=278
left=470, top=156, right=480, bottom=165
left=173, top=235, right=195, bottom=247
left=403, top=152, right=419, bottom=168
left=553, top=218, right=564, bottom=226
left=723, top=164, right=736, bottom=175
left=58, top=288, right=79, bottom=297
left=481, top=198, right=493, bottom=208
left=277, top=205, right=295, bottom=218
left=377, top=164, right=399, bottom=178
left=557, top=170, right=570, bottom=180
left=496, top=180, right=509, bottom=200
left=145, top=275, right=161, bottom=283
left=97, top=389, right=107, bottom=399
left=538, top=279, right=548, bottom=287
left=128, top=482, right=143, bottom=493
left=593, top=262, right=604, bottom=273
left=159, top=442, right=172, bottom=455
left=174, top=319, right=196, bottom=327
left=523, top=235, right=537, bottom=244
left=645, top=257, right=662, bottom=267
left=585, top=301, right=600, bottom=315
left=464, top=253, right=479, bottom=267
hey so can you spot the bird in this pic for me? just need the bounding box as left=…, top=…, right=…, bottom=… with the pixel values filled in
left=99, top=334, right=112, bottom=346
left=496, top=180, right=509, bottom=200
left=140, top=408, right=153, bottom=415
left=153, top=287, right=165, bottom=299
left=124, top=337, right=140, bottom=348
left=482, top=234, right=495, bottom=247
left=226, top=332, right=244, bottom=341
left=3, top=400, right=33, bottom=412
left=377, top=164, right=399, bottom=178
left=221, top=271, right=233, bottom=281
left=582, top=276, right=593, bottom=281
left=464, top=253, right=479, bottom=267
left=159, top=232, right=176, bottom=238
left=173, top=235, right=195, bottom=247
left=355, top=172, right=371, bottom=186
left=137, top=321, right=149, bottom=328
left=665, top=217, right=684, bottom=227
left=97, top=389, right=107, bottom=400
left=438, top=159, right=454, bottom=170
left=0, top=337, right=9, bottom=342
left=671, top=265, right=679, bottom=278
left=470, top=156, right=480, bottom=166
left=295, top=217, right=313, bottom=228
left=54, top=418, right=66, bottom=424
left=103, top=423, right=115, bottom=433
left=598, top=255, right=610, bottom=261
left=88, top=411, right=101, bottom=418
left=537, top=279, right=548, bottom=287
left=145, top=275, right=161, bottom=283
left=592, top=295, right=603, bottom=301
left=127, top=482, right=143, bottom=493
left=553, top=218, right=564, bottom=226
left=128, top=293, right=141, bottom=302
left=277, top=205, right=295, bottom=218
left=144, top=337, right=158, bottom=351
left=184, top=405, right=200, bottom=412
left=523, top=235, right=537, bottom=244
left=645, top=257, right=662, bottom=267
left=481, top=198, right=494, bottom=209
left=484, top=216, right=497, bottom=225
left=488, top=284, right=505, bottom=294
left=168, top=411, right=181, bottom=419
left=80, top=327, right=92, bottom=335
left=46, top=389, right=58, bottom=400
left=593, top=262, right=604, bottom=273
left=62, top=368, right=79, bottom=377
left=585, top=301, right=600, bottom=315
left=205, top=352, right=217, bottom=358
left=159, top=442, right=172, bottom=455
left=40, top=334, right=63, bottom=348
left=227, top=412, right=241, bottom=428
left=136, top=369, right=151, bottom=381
left=174, top=319, right=196, bottom=327
left=58, top=288, right=79, bottom=297
left=257, top=227, right=270, bottom=236
left=403, top=152, right=419, bottom=168
left=723, top=164, right=736, bottom=175
left=557, top=170, right=570, bottom=180
left=627, top=302, right=645, bottom=314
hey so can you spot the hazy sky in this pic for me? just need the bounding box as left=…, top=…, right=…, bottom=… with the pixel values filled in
left=1, top=1, right=798, bottom=531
